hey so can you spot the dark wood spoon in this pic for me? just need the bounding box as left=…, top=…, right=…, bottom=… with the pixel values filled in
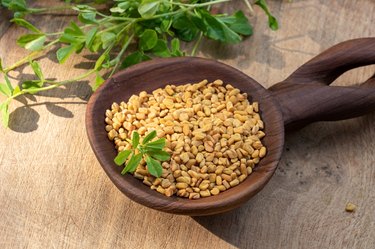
left=86, top=38, right=375, bottom=216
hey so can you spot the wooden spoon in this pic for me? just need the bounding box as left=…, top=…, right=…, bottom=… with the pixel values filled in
left=86, top=38, right=375, bottom=216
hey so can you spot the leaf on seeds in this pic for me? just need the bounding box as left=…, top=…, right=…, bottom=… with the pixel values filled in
left=138, top=0, right=159, bottom=18
left=142, top=130, right=157, bottom=144
left=148, top=150, right=170, bottom=161
left=122, top=153, right=143, bottom=174
left=132, top=131, right=140, bottom=148
left=145, top=138, right=165, bottom=150
left=114, top=149, right=132, bottom=166
left=255, top=0, right=278, bottom=30
left=17, top=34, right=46, bottom=51
left=145, top=155, right=163, bottom=177
left=56, top=45, right=75, bottom=64
left=139, top=29, right=158, bottom=51
left=11, top=18, right=41, bottom=33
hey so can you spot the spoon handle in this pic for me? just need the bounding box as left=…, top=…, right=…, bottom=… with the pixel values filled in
left=269, top=38, right=375, bottom=130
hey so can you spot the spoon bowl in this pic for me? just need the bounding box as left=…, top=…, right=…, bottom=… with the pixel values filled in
left=86, top=38, right=375, bottom=215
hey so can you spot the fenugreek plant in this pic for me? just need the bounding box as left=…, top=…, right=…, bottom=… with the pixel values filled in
left=0, top=0, right=278, bottom=127
left=114, top=130, right=170, bottom=177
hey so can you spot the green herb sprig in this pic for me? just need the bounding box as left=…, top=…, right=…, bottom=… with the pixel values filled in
left=114, top=130, right=170, bottom=177
left=0, top=0, right=278, bottom=127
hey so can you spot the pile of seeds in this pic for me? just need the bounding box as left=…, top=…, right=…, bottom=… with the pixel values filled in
left=105, top=79, right=266, bottom=199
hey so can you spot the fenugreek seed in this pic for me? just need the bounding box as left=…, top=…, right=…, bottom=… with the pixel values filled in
left=252, top=150, right=259, bottom=158
left=156, top=186, right=166, bottom=194
left=253, top=102, right=259, bottom=112
left=216, top=175, right=222, bottom=185
left=222, top=180, right=230, bottom=189
left=259, top=146, right=267, bottom=158
left=247, top=166, right=253, bottom=174
left=199, top=182, right=210, bottom=191
left=217, top=185, right=226, bottom=191
left=345, top=202, right=357, bottom=212
left=108, top=129, right=118, bottom=140
left=165, top=187, right=174, bottom=197
left=238, top=174, right=247, bottom=182
left=153, top=178, right=162, bottom=186
left=223, top=168, right=233, bottom=175
left=177, top=176, right=191, bottom=184
left=201, top=165, right=208, bottom=173
left=208, top=164, right=216, bottom=173
left=215, top=166, right=224, bottom=174
left=189, top=193, right=200, bottom=199
left=176, top=182, right=188, bottom=189
left=143, top=179, right=152, bottom=186
left=229, top=179, right=240, bottom=187
left=200, top=190, right=211, bottom=197
left=221, top=174, right=232, bottom=182
left=161, top=179, right=172, bottom=188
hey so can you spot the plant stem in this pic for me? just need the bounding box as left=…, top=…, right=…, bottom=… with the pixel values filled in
left=109, top=33, right=135, bottom=78
left=4, top=39, right=59, bottom=73
left=191, top=32, right=203, bottom=56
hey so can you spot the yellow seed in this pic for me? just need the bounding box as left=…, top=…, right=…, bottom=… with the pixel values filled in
left=229, top=179, right=239, bottom=187
left=345, top=202, right=357, bottom=212
left=176, top=182, right=188, bottom=189
left=259, top=146, right=267, bottom=158
left=210, top=187, right=220, bottom=195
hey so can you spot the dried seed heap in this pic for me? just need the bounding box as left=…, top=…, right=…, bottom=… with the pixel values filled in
left=105, top=79, right=266, bottom=199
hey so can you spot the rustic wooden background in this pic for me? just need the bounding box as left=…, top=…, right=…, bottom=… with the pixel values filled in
left=1, top=0, right=374, bottom=248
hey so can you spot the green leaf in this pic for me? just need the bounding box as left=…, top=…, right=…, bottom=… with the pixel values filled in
left=132, top=131, right=140, bottom=148
left=171, top=38, right=182, bottom=56
left=145, top=156, right=163, bottom=177
left=11, top=18, right=41, bottom=33
left=148, top=150, right=170, bottom=161
left=12, top=86, right=21, bottom=95
left=218, top=11, right=253, bottom=36
left=78, top=12, right=97, bottom=24
left=201, top=12, right=241, bottom=43
left=92, top=72, right=105, bottom=91
left=255, top=0, right=279, bottom=30
left=121, top=51, right=150, bottom=68
left=0, top=99, right=11, bottom=127
left=21, top=80, right=42, bottom=94
left=85, top=27, right=98, bottom=51
left=94, top=53, right=108, bottom=70
left=100, top=32, right=116, bottom=49
left=142, top=130, right=157, bottom=144
left=56, top=45, right=75, bottom=64
left=17, top=34, right=46, bottom=51
left=122, top=153, right=143, bottom=174
left=145, top=138, right=165, bottom=150
left=65, top=21, right=84, bottom=36
left=151, top=39, right=170, bottom=57
left=114, top=149, right=132, bottom=166
left=138, top=0, right=159, bottom=18
left=0, top=83, right=11, bottom=97
left=7, top=0, right=27, bottom=12
left=30, top=61, right=44, bottom=81
left=172, top=14, right=199, bottom=42
left=139, top=29, right=158, bottom=51
left=4, top=75, right=13, bottom=93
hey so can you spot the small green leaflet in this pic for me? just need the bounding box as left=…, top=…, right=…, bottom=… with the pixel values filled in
left=17, top=34, right=46, bottom=51
left=122, top=153, right=143, bottom=175
left=255, top=0, right=279, bottom=30
left=139, top=29, right=158, bottom=51
left=142, top=130, right=157, bottom=144
left=218, top=11, right=253, bottom=36
left=145, top=138, right=166, bottom=150
left=56, top=45, right=75, bottom=64
left=138, top=0, right=159, bottom=18
left=85, top=27, right=98, bottom=51
left=0, top=99, right=10, bottom=127
left=132, top=131, right=140, bottom=148
left=11, top=18, right=41, bottom=33
left=145, top=156, right=163, bottom=177
left=114, top=149, right=132, bottom=166
left=30, top=61, right=44, bottom=81
left=151, top=39, right=170, bottom=57
left=78, top=12, right=97, bottom=24
left=121, top=51, right=150, bottom=68
left=0, top=75, right=13, bottom=97
left=94, top=52, right=108, bottom=70
left=148, top=150, right=170, bottom=161
left=100, top=32, right=116, bottom=49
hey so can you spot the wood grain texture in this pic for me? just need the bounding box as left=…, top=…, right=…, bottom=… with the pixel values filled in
left=1, top=0, right=375, bottom=248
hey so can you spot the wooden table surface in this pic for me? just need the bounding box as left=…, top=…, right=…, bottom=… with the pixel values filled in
left=1, top=1, right=374, bottom=248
